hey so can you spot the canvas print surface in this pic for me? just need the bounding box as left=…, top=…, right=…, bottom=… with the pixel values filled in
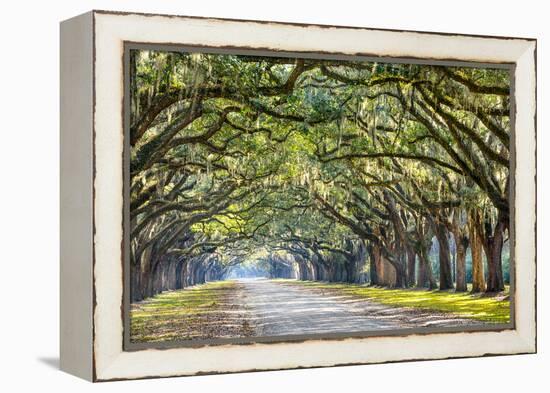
left=127, top=48, right=512, bottom=345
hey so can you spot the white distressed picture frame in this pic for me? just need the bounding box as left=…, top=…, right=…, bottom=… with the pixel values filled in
left=60, top=10, right=536, bottom=382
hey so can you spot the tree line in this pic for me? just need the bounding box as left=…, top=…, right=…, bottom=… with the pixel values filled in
left=128, top=49, right=510, bottom=302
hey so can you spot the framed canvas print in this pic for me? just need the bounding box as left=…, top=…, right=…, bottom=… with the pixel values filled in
left=60, top=10, right=537, bottom=381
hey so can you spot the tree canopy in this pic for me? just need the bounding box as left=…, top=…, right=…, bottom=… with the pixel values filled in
left=128, top=49, right=511, bottom=301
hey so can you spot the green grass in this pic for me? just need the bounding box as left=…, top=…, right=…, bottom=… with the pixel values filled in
left=130, top=281, right=235, bottom=342
left=277, top=280, right=511, bottom=324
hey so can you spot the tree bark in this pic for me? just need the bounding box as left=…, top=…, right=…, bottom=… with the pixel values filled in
left=367, top=244, right=379, bottom=285
left=407, top=248, right=416, bottom=287
left=449, top=212, right=469, bottom=292
left=393, top=259, right=407, bottom=288
left=484, top=214, right=506, bottom=292
left=417, top=245, right=437, bottom=289
left=455, top=238, right=468, bottom=292
left=435, top=221, right=454, bottom=290
left=374, top=243, right=384, bottom=284
left=469, top=213, right=485, bottom=292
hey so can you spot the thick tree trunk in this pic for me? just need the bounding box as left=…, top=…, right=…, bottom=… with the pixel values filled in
left=455, top=239, right=467, bottom=292
left=449, top=214, right=469, bottom=292
left=450, top=243, right=456, bottom=283
left=175, top=260, right=186, bottom=289
left=335, top=263, right=344, bottom=281
left=374, top=244, right=383, bottom=284
left=130, top=261, right=142, bottom=301
left=142, top=253, right=159, bottom=299
left=351, top=260, right=358, bottom=283
left=407, top=248, right=416, bottom=287
left=485, top=220, right=506, bottom=292
left=354, top=240, right=368, bottom=284
left=374, top=244, right=397, bottom=286
left=311, top=261, right=320, bottom=280
left=435, top=221, right=454, bottom=290
left=478, top=212, right=507, bottom=293
left=469, top=216, right=485, bottom=292
left=295, top=256, right=310, bottom=280
left=367, top=244, right=379, bottom=285
left=417, top=244, right=437, bottom=289
left=308, top=260, right=315, bottom=280
left=316, top=261, right=327, bottom=281
left=393, top=260, right=407, bottom=288
left=150, top=255, right=164, bottom=297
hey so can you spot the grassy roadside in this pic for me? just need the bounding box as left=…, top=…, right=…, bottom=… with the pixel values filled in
left=277, top=280, right=510, bottom=324
left=130, top=280, right=245, bottom=342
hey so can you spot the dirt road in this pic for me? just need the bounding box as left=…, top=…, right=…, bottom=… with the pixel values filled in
left=238, top=279, right=482, bottom=336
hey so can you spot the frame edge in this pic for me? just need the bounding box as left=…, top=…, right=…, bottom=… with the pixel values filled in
left=60, top=11, right=95, bottom=382
left=91, top=11, right=538, bottom=380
